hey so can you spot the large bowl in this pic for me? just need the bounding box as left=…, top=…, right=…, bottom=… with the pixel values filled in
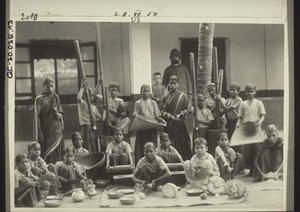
left=108, top=191, right=125, bottom=199
left=119, top=195, right=137, bottom=205
left=44, top=200, right=62, bottom=207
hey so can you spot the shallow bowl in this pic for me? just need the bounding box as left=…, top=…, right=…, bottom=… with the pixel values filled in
left=119, top=195, right=136, bottom=205
left=108, top=191, right=125, bottom=199
left=44, top=200, right=62, bottom=207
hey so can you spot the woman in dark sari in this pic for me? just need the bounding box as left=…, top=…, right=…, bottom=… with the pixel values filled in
left=33, top=77, right=64, bottom=164
left=161, top=75, right=192, bottom=161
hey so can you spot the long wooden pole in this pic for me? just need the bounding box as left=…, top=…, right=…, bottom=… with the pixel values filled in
left=190, top=52, right=197, bottom=150
left=213, top=47, right=220, bottom=129
left=74, top=40, right=97, bottom=130
left=95, top=23, right=105, bottom=99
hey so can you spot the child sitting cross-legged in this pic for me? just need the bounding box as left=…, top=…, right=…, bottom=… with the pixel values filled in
left=27, top=141, right=61, bottom=194
left=105, top=129, right=134, bottom=171
left=55, top=147, right=92, bottom=192
left=15, top=153, right=53, bottom=207
left=155, top=133, right=184, bottom=163
left=184, top=138, right=220, bottom=189
left=69, top=132, right=90, bottom=159
left=215, top=132, right=244, bottom=181
left=132, top=142, right=171, bottom=191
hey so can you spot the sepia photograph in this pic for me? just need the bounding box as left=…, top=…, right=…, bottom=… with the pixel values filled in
left=6, top=0, right=293, bottom=211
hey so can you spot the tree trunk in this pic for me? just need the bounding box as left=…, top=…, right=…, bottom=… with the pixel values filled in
left=197, top=23, right=215, bottom=97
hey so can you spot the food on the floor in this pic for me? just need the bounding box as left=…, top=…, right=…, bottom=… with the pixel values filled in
left=224, top=179, right=247, bottom=199
left=200, top=193, right=208, bottom=200
left=207, top=176, right=226, bottom=195
left=162, top=183, right=179, bottom=198
left=71, top=188, right=86, bottom=202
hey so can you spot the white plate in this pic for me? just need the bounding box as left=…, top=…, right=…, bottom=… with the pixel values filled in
left=116, top=189, right=135, bottom=194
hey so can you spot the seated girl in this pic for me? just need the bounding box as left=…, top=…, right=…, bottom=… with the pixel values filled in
left=155, top=133, right=184, bottom=163
left=105, top=129, right=134, bottom=171
left=15, top=153, right=52, bottom=207
left=184, top=138, right=220, bottom=189
left=132, top=142, right=171, bottom=190
left=215, top=132, right=244, bottom=181
left=69, top=132, right=90, bottom=159
left=55, top=147, right=92, bottom=192
left=27, top=141, right=61, bottom=193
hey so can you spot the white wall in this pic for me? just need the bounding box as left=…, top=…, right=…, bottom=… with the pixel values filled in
left=150, top=23, right=284, bottom=91
left=16, top=22, right=284, bottom=96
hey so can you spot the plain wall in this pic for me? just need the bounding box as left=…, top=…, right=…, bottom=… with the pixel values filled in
left=16, top=22, right=284, bottom=94
left=150, top=23, right=284, bottom=91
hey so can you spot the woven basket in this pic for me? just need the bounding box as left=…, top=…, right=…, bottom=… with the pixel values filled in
left=129, top=114, right=166, bottom=131
left=74, top=152, right=105, bottom=170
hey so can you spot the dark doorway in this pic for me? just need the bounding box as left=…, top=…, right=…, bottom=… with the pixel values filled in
left=180, top=38, right=228, bottom=98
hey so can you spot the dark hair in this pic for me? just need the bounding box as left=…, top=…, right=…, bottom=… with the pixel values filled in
left=207, top=83, right=216, bottom=91
left=114, top=129, right=124, bottom=135
left=27, top=141, right=40, bottom=155
left=169, top=75, right=179, bottom=83
left=245, top=83, right=256, bottom=91
left=15, top=153, right=28, bottom=164
left=229, top=82, right=241, bottom=91
left=159, top=132, right=170, bottom=141
left=218, top=132, right=228, bottom=140
left=108, top=82, right=121, bottom=92
left=153, top=72, right=162, bottom=77
left=117, top=104, right=130, bottom=117
left=194, top=138, right=207, bottom=147
left=43, top=77, right=55, bottom=87
left=144, top=142, right=155, bottom=150
left=71, top=132, right=82, bottom=144
left=169, top=49, right=181, bottom=58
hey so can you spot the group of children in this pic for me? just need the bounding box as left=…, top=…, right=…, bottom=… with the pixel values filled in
left=15, top=72, right=283, bottom=207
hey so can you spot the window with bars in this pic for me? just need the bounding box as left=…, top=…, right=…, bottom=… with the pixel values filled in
left=15, top=41, right=97, bottom=104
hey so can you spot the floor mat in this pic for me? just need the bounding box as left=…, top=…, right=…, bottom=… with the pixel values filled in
left=100, top=187, right=248, bottom=208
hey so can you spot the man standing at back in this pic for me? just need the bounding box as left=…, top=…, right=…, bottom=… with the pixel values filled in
left=162, top=49, right=192, bottom=98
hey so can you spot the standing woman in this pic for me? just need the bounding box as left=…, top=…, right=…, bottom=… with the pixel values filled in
left=33, top=77, right=65, bottom=164
left=161, top=75, right=192, bottom=161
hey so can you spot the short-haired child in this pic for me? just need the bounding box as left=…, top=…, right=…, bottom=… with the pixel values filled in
left=14, top=153, right=51, bottom=207
left=104, top=82, right=125, bottom=136
left=155, top=133, right=184, bottom=163
left=216, top=82, right=242, bottom=140
left=69, top=132, right=90, bottom=159
left=184, top=138, right=220, bottom=189
left=77, top=79, right=103, bottom=152
left=105, top=129, right=134, bottom=171
left=193, top=93, right=214, bottom=141
left=215, top=132, right=244, bottom=181
left=152, top=72, right=166, bottom=110
left=204, top=83, right=227, bottom=129
left=133, top=84, right=167, bottom=164
left=254, top=124, right=283, bottom=181
left=55, top=147, right=91, bottom=192
left=133, top=142, right=171, bottom=190
left=115, top=104, right=132, bottom=143
left=237, top=83, right=266, bottom=177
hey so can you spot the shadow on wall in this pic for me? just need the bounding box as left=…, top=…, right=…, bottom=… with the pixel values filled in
left=14, top=97, right=284, bottom=141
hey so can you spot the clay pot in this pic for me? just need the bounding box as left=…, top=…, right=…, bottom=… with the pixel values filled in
left=71, top=188, right=86, bottom=202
